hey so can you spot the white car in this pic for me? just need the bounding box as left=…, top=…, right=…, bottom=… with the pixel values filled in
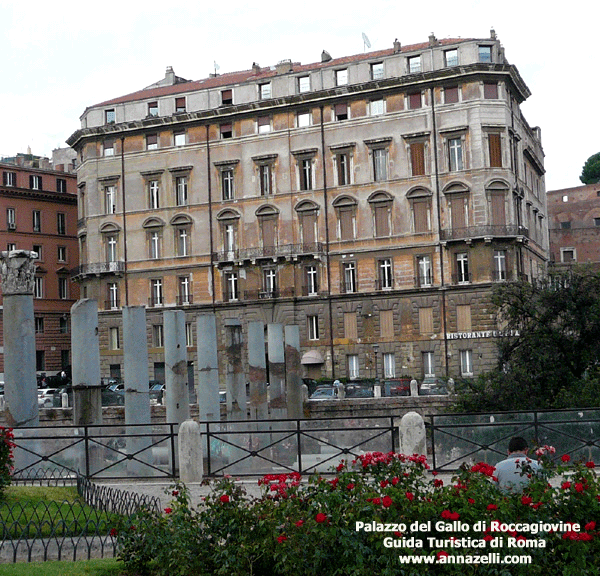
left=38, top=388, right=57, bottom=408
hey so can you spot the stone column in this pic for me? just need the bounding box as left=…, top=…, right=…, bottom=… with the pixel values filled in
left=122, top=306, right=152, bottom=475
left=247, top=321, right=268, bottom=420
left=164, top=310, right=190, bottom=426
left=70, top=299, right=103, bottom=426
left=284, top=325, right=302, bottom=419
left=399, top=411, right=427, bottom=456
left=178, top=419, right=203, bottom=483
left=267, top=323, right=286, bottom=419
left=0, top=250, right=39, bottom=473
left=224, top=319, right=245, bottom=420
left=196, top=313, right=220, bottom=422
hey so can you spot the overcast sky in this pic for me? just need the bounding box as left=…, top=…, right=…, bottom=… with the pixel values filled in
left=0, top=0, right=596, bottom=191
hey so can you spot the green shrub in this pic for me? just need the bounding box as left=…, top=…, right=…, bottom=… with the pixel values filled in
left=0, top=427, right=15, bottom=498
left=114, top=452, right=600, bottom=576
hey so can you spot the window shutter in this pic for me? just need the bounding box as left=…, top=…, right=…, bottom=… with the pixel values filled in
left=380, top=310, right=394, bottom=339
left=409, top=92, right=421, bottom=109
left=344, top=313, right=358, bottom=339
left=339, top=208, right=354, bottom=240
left=419, top=307, right=434, bottom=334
left=301, top=212, right=316, bottom=245
left=411, top=142, right=425, bottom=176
left=413, top=200, right=430, bottom=233
left=450, top=195, right=467, bottom=229
left=456, top=305, right=472, bottom=332
left=490, top=193, right=506, bottom=225
left=488, top=134, right=502, bottom=167
left=260, top=218, right=276, bottom=248
left=445, top=86, right=459, bottom=103
left=484, top=83, right=498, bottom=99
left=374, top=204, right=390, bottom=237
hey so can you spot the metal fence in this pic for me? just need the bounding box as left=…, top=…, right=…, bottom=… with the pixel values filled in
left=428, top=408, right=600, bottom=472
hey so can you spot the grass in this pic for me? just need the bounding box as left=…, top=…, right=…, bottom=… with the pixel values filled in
left=0, top=558, right=123, bottom=576
left=1, top=486, right=121, bottom=539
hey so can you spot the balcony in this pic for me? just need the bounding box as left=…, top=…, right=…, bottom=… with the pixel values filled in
left=440, top=225, right=528, bottom=243
left=214, top=242, right=323, bottom=264
left=243, top=288, right=295, bottom=300
left=375, top=279, right=395, bottom=291
left=451, top=272, right=472, bottom=285
left=148, top=296, right=164, bottom=308
left=104, top=299, right=121, bottom=310
left=71, top=261, right=125, bottom=280
left=176, top=294, right=193, bottom=306
left=414, top=274, right=434, bottom=288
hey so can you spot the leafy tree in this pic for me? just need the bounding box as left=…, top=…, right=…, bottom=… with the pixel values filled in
left=455, top=267, right=600, bottom=411
left=580, top=151, right=600, bottom=184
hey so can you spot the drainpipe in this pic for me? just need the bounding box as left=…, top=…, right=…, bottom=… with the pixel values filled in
left=120, top=137, right=129, bottom=307
left=430, top=88, right=449, bottom=378
left=319, top=105, right=336, bottom=379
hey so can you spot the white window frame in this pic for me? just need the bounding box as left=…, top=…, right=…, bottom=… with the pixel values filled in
left=456, top=252, right=470, bottom=284
left=108, top=282, right=119, bottom=309
left=408, top=55, right=422, bottom=74
left=298, top=75, right=310, bottom=93
left=30, top=175, right=42, bottom=190
left=179, top=276, right=191, bottom=305
left=371, top=62, right=384, bottom=80
left=297, top=111, right=311, bottom=128
left=383, top=353, right=395, bottom=378
left=370, top=99, right=385, bottom=116
left=448, top=137, right=464, bottom=171
left=226, top=272, right=239, bottom=301
left=262, top=268, right=277, bottom=296
left=34, top=276, right=43, bottom=299
left=372, top=148, right=388, bottom=182
left=105, top=185, right=117, bottom=214
left=343, top=261, right=357, bottom=293
left=149, top=180, right=160, bottom=209
left=347, top=354, right=359, bottom=379
left=306, top=265, right=318, bottom=296
left=444, top=49, right=459, bottom=67
left=259, top=82, right=272, bottom=100
left=222, top=169, right=234, bottom=200
left=176, top=176, right=188, bottom=206
left=176, top=227, right=190, bottom=257
left=423, top=351, right=435, bottom=377
left=149, top=230, right=161, bottom=259
left=335, top=69, right=348, bottom=86
left=417, top=255, right=432, bottom=287
left=174, top=132, right=186, bottom=147
left=153, top=324, right=164, bottom=348
left=109, top=327, right=120, bottom=350
left=58, top=276, right=69, bottom=299
left=379, top=258, right=393, bottom=290
left=33, top=210, right=41, bottom=232
left=560, top=247, right=576, bottom=263
left=151, top=278, right=164, bottom=306
left=307, top=315, right=320, bottom=340
left=106, top=235, right=118, bottom=262
left=460, top=349, right=473, bottom=376
left=494, top=250, right=507, bottom=281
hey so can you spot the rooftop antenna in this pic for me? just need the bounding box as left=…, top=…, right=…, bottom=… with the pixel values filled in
left=362, top=32, right=371, bottom=52
left=213, top=61, right=220, bottom=76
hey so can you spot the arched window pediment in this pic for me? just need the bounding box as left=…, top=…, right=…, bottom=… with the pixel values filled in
left=368, top=190, right=393, bottom=204
left=332, top=194, right=358, bottom=208
left=170, top=213, right=193, bottom=226
left=142, top=216, right=166, bottom=229
left=99, top=221, right=121, bottom=234
left=256, top=204, right=279, bottom=218
left=443, top=182, right=470, bottom=195
left=216, top=208, right=241, bottom=221
left=406, top=187, right=432, bottom=199
left=295, top=200, right=320, bottom=213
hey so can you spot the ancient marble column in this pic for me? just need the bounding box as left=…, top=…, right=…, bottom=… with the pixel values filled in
left=284, top=325, right=303, bottom=419
left=163, top=310, right=190, bottom=426
left=196, top=313, right=220, bottom=422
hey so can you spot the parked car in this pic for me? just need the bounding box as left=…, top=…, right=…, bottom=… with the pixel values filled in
left=101, top=387, right=125, bottom=406
left=38, top=388, right=58, bottom=408
left=344, top=385, right=374, bottom=398
left=302, top=378, right=319, bottom=396
left=384, top=378, right=411, bottom=396
left=149, top=383, right=165, bottom=404
left=308, top=386, right=337, bottom=400
left=418, top=377, right=448, bottom=396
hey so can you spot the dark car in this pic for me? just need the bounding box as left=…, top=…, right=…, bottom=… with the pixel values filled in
left=308, top=386, right=337, bottom=400
left=149, top=383, right=165, bottom=404
left=384, top=379, right=411, bottom=397
left=344, top=385, right=374, bottom=398
left=418, top=377, right=448, bottom=396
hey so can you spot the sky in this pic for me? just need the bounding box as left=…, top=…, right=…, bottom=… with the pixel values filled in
left=0, top=0, right=597, bottom=192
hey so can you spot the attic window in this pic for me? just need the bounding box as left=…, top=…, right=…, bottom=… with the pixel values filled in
left=175, top=97, right=186, bottom=113
left=105, top=109, right=115, bottom=124
left=148, top=102, right=159, bottom=117
left=220, top=124, right=233, bottom=139
left=221, top=89, right=233, bottom=105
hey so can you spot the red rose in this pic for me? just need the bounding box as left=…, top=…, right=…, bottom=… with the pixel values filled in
left=405, top=492, right=414, bottom=501
left=164, top=507, right=173, bottom=514
left=220, top=494, right=230, bottom=503
left=521, top=496, right=532, bottom=505
left=578, top=532, right=593, bottom=541
left=575, top=483, right=585, bottom=493
left=382, top=495, right=393, bottom=508
left=315, top=512, right=327, bottom=523
left=277, top=535, right=287, bottom=543
left=172, top=490, right=179, bottom=496
left=585, top=521, right=596, bottom=531
left=561, top=481, right=571, bottom=490
left=295, top=520, right=304, bottom=527
left=110, top=528, right=118, bottom=537
left=468, top=498, right=475, bottom=504
left=487, top=504, right=498, bottom=511
left=436, top=551, right=449, bottom=560
left=346, top=483, right=355, bottom=490
left=585, top=461, right=595, bottom=469
left=561, top=454, right=571, bottom=463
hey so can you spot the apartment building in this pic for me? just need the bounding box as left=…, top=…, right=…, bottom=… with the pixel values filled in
left=0, top=154, right=79, bottom=375
left=67, top=31, right=547, bottom=383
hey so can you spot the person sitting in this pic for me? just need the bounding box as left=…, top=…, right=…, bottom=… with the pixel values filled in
left=494, top=436, right=540, bottom=492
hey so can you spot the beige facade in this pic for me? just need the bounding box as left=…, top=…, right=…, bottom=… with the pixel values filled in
left=67, top=32, right=547, bottom=384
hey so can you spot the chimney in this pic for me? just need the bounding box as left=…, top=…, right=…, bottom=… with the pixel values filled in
left=428, top=33, right=438, bottom=47
left=490, top=28, right=497, bottom=40
left=275, top=59, right=293, bottom=75
left=165, top=66, right=176, bottom=85
left=321, top=50, right=332, bottom=62
left=393, top=38, right=401, bottom=53
left=252, top=62, right=261, bottom=74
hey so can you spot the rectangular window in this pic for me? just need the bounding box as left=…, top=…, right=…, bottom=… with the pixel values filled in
left=373, top=148, right=388, bottom=181
left=456, top=305, right=472, bottom=332
left=105, top=109, right=116, bottom=124
left=34, top=276, right=43, bottom=299
left=299, top=158, right=313, bottom=190
left=259, top=164, right=272, bottom=196
left=408, top=55, right=421, bottom=74
left=343, top=262, right=357, bottom=293
left=374, top=203, right=390, bottom=237
left=335, top=69, right=348, bottom=86
left=419, top=307, right=434, bottom=334
left=149, top=180, right=160, bottom=209
left=32, top=210, right=41, bottom=232
left=59, top=316, right=69, bottom=333
left=417, top=255, right=433, bottom=287
left=7, top=207, right=15, bottom=229
left=107, top=282, right=119, bottom=309
left=3, top=171, right=16, bottom=186
left=448, top=137, right=464, bottom=171
left=450, top=195, right=468, bottom=229
left=222, top=169, right=234, bottom=200
left=56, top=178, right=67, bottom=193
left=105, top=185, right=117, bottom=214
left=7, top=243, right=15, bottom=251
left=488, top=133, right=502, bottom=167
left=104, top=139, right=115, bottom=157
left=185, top=323, right=193, bottom=347
left=378, top=258, right=393, bottom=290
left=460, top=350, right=473, bottom=376
left=298, top=75, right=310, bottom=93
left=444, top=49, right=458, bottom=67
left=30, top=175, right=42, bottom=190
left=148, top=102, right=159, bottom=117
left=347, top=354, right=359, bottom=379
left=423, top=351, right=435, bottom=377
left=297, top=111, right=311, bottom=127
left=33, top=245, right=42, bottom=260
left=444, top=86, right=459, bottom=104
left=259, top=82, right=271, bottom=99
left=561, top=248, right=576, bottom=263
left=149, top=230, right=161, bottom=259
left=57, top=246, right=67, bottom=262
left=175, top=97, right=186, bottom=112
left=153, top=325, right=164, bottom=348
left=336, top=152, right=350, bottom=186
left=371, top=62, right=384, bottom=80
left=412, top=199, right=431, bottom=233
left=147, top=133, right=158, bottom=150
left=225, top=272, right=238, bottom=302
left=174, top=131, right=186, bottom=146
left=36, top=350, right=45, bottom=372
left=57, top=213, right=66, bottom=235
left=106, top=235, right=118, bottom=262
left=409, top=92, right=422, bottom=109
left=224, top=223, right=236, bottom=254
left=455, top=252, right=470, bottom=284
left=370, top=99, right=385, bottom=116
left=383, top=353, right=395, bottom=378
left=58, top=277, right=69, bottom=299
left=305, top=265, right=319, bottom=296
left=484, top=82, right=498, bottom=99
left=479, top=45, right=492, bottom=62
left=150, top=279, right=163, bottom=306
left=380, top=310, right=394, bottom=339
left=410, top=142, right=426, bottom=176
left=307, top=315, right=319, bottom=340
left=176, top=228, right=190, bottom=256
left=334, top=103, right=348, bottom=121
left=109, top=327, right=120, bottom=350
left=344, top=312, right=358, bottom=339
left=176, top=176, right=188, bottom=206
left=35, top=317, right=44, bottom=334
left=257, top=116, right=271, bottom=133
left=221, top=89, right=233, bottom=105
left=178, top=276, right=192, bottom=305
left=220, top=124, right=233, bottom=139
left=339, top=207, right=355, bottom=240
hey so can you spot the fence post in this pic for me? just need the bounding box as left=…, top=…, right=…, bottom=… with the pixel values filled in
left=178, top=419, right=203, bottom=483
left=296, top=419, right=302, bottom=474
left=399, top=412, right=426, bottom=457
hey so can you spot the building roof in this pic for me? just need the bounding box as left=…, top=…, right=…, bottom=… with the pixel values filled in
left=92, top=38, right=472, bottom=109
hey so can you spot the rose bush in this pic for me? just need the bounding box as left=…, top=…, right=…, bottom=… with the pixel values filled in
left=115, top=452, right=600, bottom=576
left=0, top=426, right=15, bottom=498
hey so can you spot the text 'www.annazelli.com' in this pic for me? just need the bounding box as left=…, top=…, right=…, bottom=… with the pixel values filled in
left=398, top=553, right=532, bottom=565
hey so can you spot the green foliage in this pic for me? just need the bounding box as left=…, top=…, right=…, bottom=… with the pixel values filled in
left=0, top=426, right=15, bottom=498
left=456, top=269, right=600, bottom=412
left=114, top=453, right=600, bottom=576
left=580, top=151, right=600, bottom=184
left=0, top=558, right=121, bottom=576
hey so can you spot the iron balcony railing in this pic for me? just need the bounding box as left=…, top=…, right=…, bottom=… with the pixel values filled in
left=440, top=225, right=529, bottom=242
left=71, top=261, right=125, bottom=279
left=243, top=287, right=295, bottom=300
left=214, top=242, right=324, bottom=263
